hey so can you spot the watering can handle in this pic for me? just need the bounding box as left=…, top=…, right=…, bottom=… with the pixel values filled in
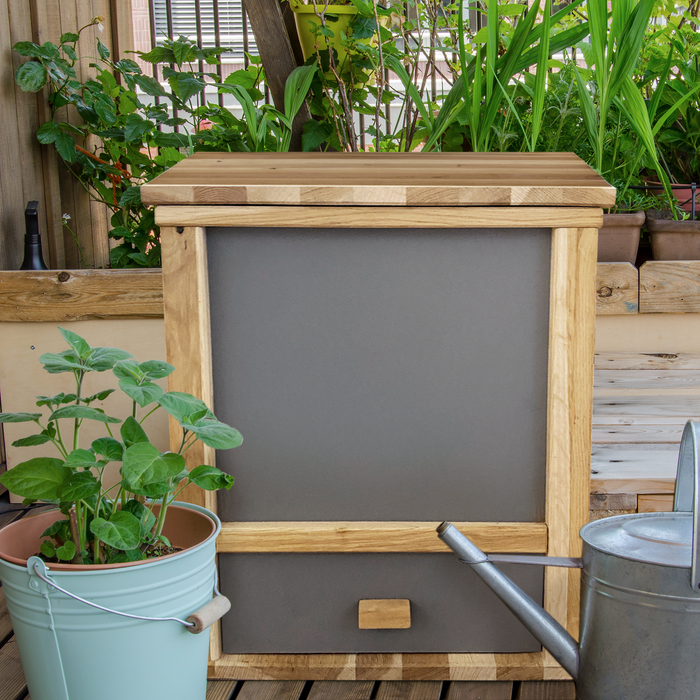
left=672, top=420, right=700, bottom=591
left=26, top=557, right=231, bottom=634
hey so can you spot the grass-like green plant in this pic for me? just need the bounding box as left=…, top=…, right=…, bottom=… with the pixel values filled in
left=0, top=328, right=241, bottom=566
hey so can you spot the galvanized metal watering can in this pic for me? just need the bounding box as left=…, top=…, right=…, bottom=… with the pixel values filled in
left=438, top=420, right=700, bottom=700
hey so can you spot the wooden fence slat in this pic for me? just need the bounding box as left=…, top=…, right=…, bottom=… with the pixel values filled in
left=0, top=0, right=27, bottom=271
left=375, top=681, right=443, bottom=700
left=592, top=423, right=683, bottom=444
left=237, top=681, right=307, bottom=700
left=308, top=681, right=375, bottom=700
left=447, top=681, right=513, bottom=699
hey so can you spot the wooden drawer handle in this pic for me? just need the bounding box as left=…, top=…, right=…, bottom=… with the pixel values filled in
left=358, top=599, right=411, bottom=629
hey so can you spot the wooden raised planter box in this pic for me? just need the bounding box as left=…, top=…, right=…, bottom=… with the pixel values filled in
left=141, top=151, right=613, bottom=682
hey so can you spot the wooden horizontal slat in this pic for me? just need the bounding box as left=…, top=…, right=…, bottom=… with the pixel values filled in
left=209, top=651, right=566, bottom=682
left=142, top=152, right=615, bottom=208
left=595, top=263, right=638, bottom=315
left=592, top=423, right=684, bottom=444
left=589, top=493, right=638, bottom=511
left=594, top=370, right=700, bottom=390
left=0, top=638, right=26, bottom=700
left=591, top=477, right=676, bottom=494
left=594, top=352, right=700, bottom=371
left=154, top=206, right=604, bottom=229
left=0, top=270, right=164, bottom=321
left=637, top=494, right=675, bottom=513
left=640, top=261, right=700, bottom=313
left=216, top=522, right=548, bottom=553
left=593, top=395, right=700, bottom=417
left=592, top=443, right=679, bottom=483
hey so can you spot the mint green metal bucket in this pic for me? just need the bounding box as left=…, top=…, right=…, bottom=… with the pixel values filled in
left=0, top=502, right=221, bottom=700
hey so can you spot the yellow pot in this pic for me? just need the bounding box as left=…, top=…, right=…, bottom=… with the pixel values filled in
left=290, top=3, right=360, bottom=73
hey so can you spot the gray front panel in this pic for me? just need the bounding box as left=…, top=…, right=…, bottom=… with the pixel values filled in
left=219, top=553, right=544, bottom=653
left=209, top=227, right=550, bottom=523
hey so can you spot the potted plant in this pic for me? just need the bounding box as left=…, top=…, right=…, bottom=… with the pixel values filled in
left=0, top=327, right=241, bottom=700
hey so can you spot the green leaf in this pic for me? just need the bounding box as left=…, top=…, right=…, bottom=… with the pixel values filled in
left=121, top=443, right=185, bottom=491
left=55, top=541, right=76, bottom=561
left=283, top=65, right=317, bottom=125
left=41, top=520, right=69, bottom=539
left=59, top=327, right=91, bottom=358
left=0, top=457, right=69, bottom=500
left=55, top=130, right=76, bottom=162
left=64, top=448, right=99, bottom=470
left=134, top=73, right=167, bottom=97
left=167, top=72, right=205, bottom=102
left=158, top=392, right=210, bottom=424
left=181, top=418, right=243, bottom=450
left=139, top=360, right=175, bottom=380
left=12, top=434, right=52, bottom=447
left=84, top=389, right=116, bottom=404
left=37, top=121, right=61, bottom=144
left=0, top=412, right=42, bottom=423
left=118, top=186, right=142, bottom=208
left=90, top=511, right=140, bottom=550
left=350, top=16, right=377, bottom=40
left=153, top=131, right=190, bottom=149
left=97, top=38, right=110, bottom=60
left=92, top=92, right=117, bottom=125
left=40, top=540, right=56, bottom=558
left=57, top=472, right=100, bottom=501
left=122, top=499, right=156, bottom=537
left=15, top=61, right=47, bottom=92
left=50, top=406, right=121, bottom=424
left=113, top=359, right=143, bottom=381
left=123, top=114, right=154, bottom=143
left=118, top=377, right=163, bottom=407
left=138, top=46, right=174, bottom=64
left=40, top=349, right=83, bottom=373
left=91, top=437, right=124, bottom=461
left=14, top=41, right=44, bottom=57
left=302, top=119, right=332, bottom=151
left=86, top=347, right=133, bottom=371
left=188, top=464, right=234, bottom=491
left=60, top=32, right=80, bottom=44
left=120, top=415, right=150, bottom=447
left=108, top=548, right=145, bottom=563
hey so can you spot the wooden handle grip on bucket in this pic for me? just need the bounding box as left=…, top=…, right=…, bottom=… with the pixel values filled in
left=186, top=595, right=231, bottom=634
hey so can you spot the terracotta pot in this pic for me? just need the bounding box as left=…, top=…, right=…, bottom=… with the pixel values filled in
left=597, top=212, right=645, bottom=264
left=647, top=214, right=700, bottom=261
left=0, top=502, right=215, bottom=569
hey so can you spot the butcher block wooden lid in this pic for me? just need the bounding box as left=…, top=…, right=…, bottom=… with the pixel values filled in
left=141, top=151, right=615, bottom=208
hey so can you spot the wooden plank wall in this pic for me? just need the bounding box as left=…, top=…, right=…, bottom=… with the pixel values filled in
left=0, top=0, right=133, bottom=271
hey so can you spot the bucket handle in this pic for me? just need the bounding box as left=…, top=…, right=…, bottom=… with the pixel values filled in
left=27, top=556, right=231, bottom=634
left=673, top=421, right=700, bottom=591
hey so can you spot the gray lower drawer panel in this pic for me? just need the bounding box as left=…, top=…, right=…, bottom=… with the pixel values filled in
left=220, top=553, right=543, bottom=653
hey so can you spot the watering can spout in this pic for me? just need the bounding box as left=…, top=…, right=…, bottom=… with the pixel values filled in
left=437, top=522, right=580, bottom=680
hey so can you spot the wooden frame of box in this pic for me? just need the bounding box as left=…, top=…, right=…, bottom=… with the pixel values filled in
left=143, top=152, right=613, bottom=681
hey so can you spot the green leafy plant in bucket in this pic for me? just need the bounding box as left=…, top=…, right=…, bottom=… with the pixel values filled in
left=0, top=328, right=241, bottom=565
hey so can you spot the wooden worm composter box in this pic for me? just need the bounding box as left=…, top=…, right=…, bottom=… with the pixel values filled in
left=142, top=152, right=614, bottom=681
